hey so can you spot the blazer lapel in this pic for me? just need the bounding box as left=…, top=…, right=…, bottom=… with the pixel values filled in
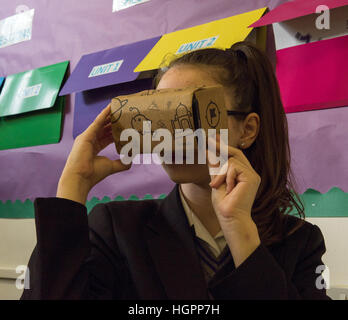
left=144, top=184, right=209, bottom=300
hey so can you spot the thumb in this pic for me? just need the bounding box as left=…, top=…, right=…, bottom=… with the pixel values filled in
left=111, top=158, right=132, bottom=174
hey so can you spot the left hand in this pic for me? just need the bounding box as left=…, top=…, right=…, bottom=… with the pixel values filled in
left=208, top=136, right=261, bottom=267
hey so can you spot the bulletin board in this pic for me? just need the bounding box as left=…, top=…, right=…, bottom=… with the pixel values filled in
left=0, top=0, right=347, bottom=218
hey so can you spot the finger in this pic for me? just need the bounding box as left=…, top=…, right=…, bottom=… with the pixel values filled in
left=210, top=135, right=253, bottom=170
left=207, top=135, right=226, bottom=164
left=210, top=157, right=248, bottom=188
left=97, top=122, right=113, bottom=138
left=99, top=122, right=113, bottom=137
left=206, top=135, right=229, bottom=175
left=79, top=105, right=112, bottom=143
left=209, top=160, right=227, bottom=186
left=206, top=147, right=220, bottom=169
left=86, top=104, right=111, bottom=134
left=104, top=113, right=112, bottom=124
left=97, top=133, right=114, bottom=153
left=111, top=159, right=132, bottom=174
left=93, top=104, right=111, bottom=128
left=94, top=157, right=132, bottom=180
left=206, top=147, right=227, bottom=182
left=225, top=164, right=237, bottom=194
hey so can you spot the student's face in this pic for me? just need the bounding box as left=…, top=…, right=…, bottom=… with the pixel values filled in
left=156, top=64, right=243, bottom=186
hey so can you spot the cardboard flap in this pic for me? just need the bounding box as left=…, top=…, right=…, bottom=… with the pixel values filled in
left=250, top=0, right=348, bottom=27
left=0, top=61, right=69, bottom=117
left=194, top=86, right=228, bottom=132
left=59, top=36, right=161, bottom=96
left=134, top=7, right=267, bottom=72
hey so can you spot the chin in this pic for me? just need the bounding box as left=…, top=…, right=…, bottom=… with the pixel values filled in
left=161, top=163, right=210, bottom=185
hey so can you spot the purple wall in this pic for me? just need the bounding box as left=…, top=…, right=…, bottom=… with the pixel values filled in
left=0, top=0, right=346, bottom=202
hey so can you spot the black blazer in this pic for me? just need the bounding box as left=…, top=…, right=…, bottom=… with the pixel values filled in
left=21, top=184, right=330, bottom=300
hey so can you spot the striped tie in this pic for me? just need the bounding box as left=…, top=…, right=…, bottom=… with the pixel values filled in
left=190, top=225, right=232, bottom=285
left=195, top=237, right=231, bottom=283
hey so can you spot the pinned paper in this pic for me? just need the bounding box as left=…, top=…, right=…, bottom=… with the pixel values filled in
left=249, top=0, right=348, bottom=50
left=59, top=36, right=160, bottom=95
left=0, top=9, right=35, bottom=49
left=271, top=4, right=348, bottom=50
left=113, top=0, right=150, bottom=12
left=276, top=35, right=348, bottom=113
left=250, top=0, right=348, bottom=28
left=134, top=7, right=267, bottom=72
left=0, top=61, right=68, bottom=117
left=0, top=61, right=69, bottom=149
left=73, top=79, right=153, bottom=138
left=110, top=86, right=227, bottom=154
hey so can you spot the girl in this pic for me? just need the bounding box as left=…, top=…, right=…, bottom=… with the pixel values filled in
left=21, top=42, right=329, bottom=300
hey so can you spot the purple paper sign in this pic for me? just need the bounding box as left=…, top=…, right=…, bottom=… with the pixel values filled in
left=73, top=78, right=153, bottom=137
left=59, top=36, right=161, bottom=95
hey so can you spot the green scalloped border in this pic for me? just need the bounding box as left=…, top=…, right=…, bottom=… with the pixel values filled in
left=0, top=188, right=347, bottom=219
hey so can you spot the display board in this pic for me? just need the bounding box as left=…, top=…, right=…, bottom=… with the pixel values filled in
left=0, top=0, right=347, bottom=218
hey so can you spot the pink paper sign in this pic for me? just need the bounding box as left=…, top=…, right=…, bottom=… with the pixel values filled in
left=250, top=0, right=348, bottom=27
left=276, top=34, right=348, bottom=113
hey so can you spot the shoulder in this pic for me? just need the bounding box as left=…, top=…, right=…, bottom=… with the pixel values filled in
left=275, top=215, right=326, bottom=260
left=265, top=215, right=326, bottom=275
left=284, top=215, right=324, bottom=245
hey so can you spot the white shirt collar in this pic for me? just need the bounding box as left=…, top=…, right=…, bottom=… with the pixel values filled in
left=179, top=185, right=226, bottom=256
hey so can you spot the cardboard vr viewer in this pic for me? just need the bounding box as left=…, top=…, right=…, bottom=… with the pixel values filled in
left=110, top=85, right=228, bottom=155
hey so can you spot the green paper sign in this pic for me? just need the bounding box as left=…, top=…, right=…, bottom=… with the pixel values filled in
left=0, top=61, right=69, bottom=150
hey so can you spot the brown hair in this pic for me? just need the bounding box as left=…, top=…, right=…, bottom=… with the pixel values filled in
left=154, top=42, right=305, bottom=246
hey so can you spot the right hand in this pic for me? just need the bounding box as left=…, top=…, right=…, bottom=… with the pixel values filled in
left=57, top=104, right=132, bottom=205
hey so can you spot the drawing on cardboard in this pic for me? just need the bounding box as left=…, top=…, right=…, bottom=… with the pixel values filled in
left=130, top=107, right=152, bottom=135
left=111, top=98, right=128, bottom=124
left=156, top=120, right=167, bottom=129
left=205, top=101, right=220, bottom=128
left=148, top=101, right=160, bottom=111
left=171, top=103, right=194, bottom=132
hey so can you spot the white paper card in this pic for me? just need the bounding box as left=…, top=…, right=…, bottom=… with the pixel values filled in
left=272, top=6, right=348, bottom=50
left=113, top=0, right=150, bottom=12
left=0, top=9, right=35, bottom=49
left=88, top=60, right=124, bottom=77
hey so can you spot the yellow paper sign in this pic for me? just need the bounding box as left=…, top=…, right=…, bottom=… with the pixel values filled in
left=134, top=7, right=267, bottom=72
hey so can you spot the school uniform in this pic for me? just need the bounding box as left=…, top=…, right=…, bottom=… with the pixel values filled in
left=21, top=184, right=330, bottom=300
